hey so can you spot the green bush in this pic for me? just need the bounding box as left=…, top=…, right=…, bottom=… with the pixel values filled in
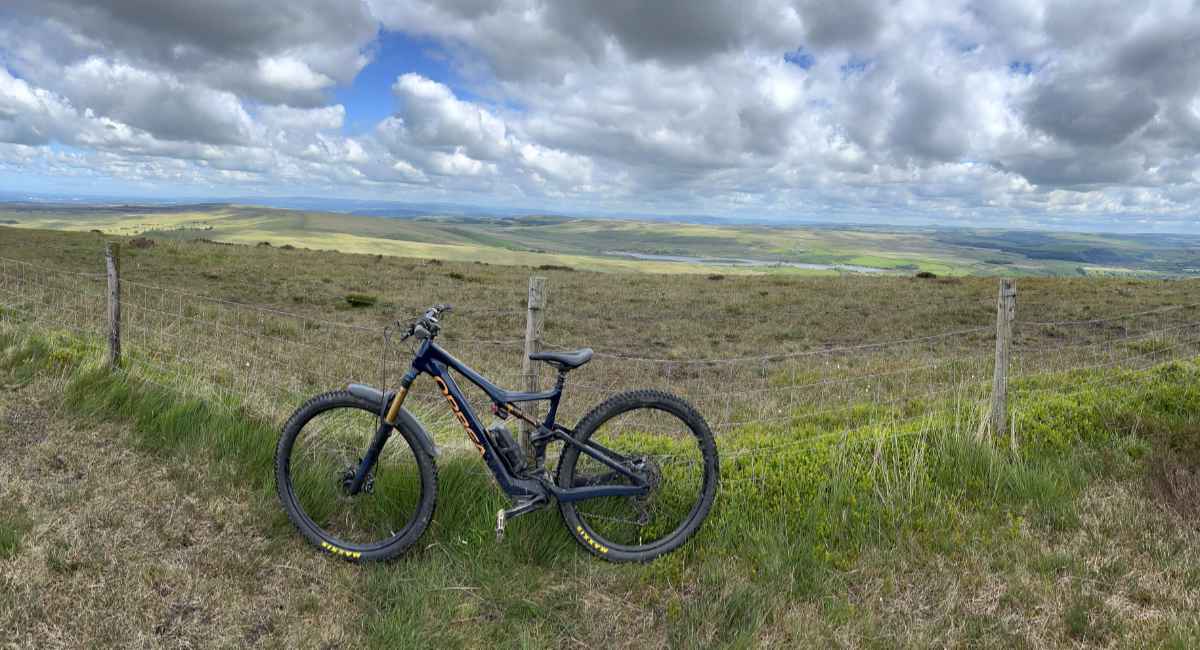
left=344, top=293, right=378, bottom=308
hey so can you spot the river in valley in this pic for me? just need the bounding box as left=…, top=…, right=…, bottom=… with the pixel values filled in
left=606, top=251, right=889, bottom=273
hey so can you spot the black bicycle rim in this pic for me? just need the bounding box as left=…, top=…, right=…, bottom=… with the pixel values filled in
left=284, top=401, right=427, bottom=553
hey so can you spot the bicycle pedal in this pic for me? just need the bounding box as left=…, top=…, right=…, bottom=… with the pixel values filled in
left=495, top=508, right=506, bottom=542
left=495, top=496, right=547, bottom=543
left=505, top=496, right=547, bottom=520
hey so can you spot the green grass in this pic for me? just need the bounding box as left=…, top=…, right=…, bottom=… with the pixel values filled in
left=4, top=323, right=1199, bottom=647
left=0, top=506, right=29, bottom=560
left=6, top=203, right=1199, bottom=276
left=3, top=218, right=1199, bottom=647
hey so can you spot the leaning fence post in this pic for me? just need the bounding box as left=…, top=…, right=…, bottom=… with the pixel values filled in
left=520, top=276, right=547, bottom=452
left=105, top=242, right=122, bottom=369
left=990, top=278, right=1016, bottom=438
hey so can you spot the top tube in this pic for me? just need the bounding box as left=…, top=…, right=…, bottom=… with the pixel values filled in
left=413, top=340, right=560, bottom=406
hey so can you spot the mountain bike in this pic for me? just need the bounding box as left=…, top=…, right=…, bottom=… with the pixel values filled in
left=275, top=304, right=719, bottom=563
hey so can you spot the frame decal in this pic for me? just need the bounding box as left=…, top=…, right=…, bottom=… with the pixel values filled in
left=433, top=375, right=485, bottom=456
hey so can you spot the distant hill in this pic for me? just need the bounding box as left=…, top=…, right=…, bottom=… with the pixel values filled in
left=2, top=202, right=1198, bottom=277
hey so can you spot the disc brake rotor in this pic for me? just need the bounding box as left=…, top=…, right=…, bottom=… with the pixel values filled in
left=339, top=460, right=374, bottom=496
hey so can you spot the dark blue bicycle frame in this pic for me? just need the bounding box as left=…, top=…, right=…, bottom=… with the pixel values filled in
left=350, top=337, right=649, bottom=504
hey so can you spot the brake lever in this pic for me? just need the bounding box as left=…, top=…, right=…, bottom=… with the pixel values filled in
left=396, top=320, right=415, bottom=342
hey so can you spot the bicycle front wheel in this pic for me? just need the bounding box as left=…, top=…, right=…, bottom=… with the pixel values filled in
left=275, top=390, right=437, bottom=562
left=556, top=390, right=719, bottom=562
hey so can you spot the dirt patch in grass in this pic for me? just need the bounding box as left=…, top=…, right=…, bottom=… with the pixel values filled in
left=0, top=400, right=47, bottom=447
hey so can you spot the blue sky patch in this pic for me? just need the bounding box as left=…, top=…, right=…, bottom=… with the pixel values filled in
left=840, top=56, right=871, bottom=78
left=783, top=47, right=815, bottom=70
left=334, top=31, right=464, bottom=134
left=1008, top=60, right=1034, bottom=75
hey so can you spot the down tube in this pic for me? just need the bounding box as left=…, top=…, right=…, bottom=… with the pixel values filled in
left=431, top=366, right=541, bottom=498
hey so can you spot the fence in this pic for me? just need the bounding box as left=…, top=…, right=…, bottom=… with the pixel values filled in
left=2, top=246, right=1199, bottom=472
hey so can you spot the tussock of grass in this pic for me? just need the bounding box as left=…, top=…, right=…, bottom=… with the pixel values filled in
left=344, top=292, right=378, bottom=308
left=0, top=506, right=29, bottom=560
left=4, top=325, right=1200, bottom=647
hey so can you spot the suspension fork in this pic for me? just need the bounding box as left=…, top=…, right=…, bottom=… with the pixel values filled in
left=348, top=370, right=417, bottom=495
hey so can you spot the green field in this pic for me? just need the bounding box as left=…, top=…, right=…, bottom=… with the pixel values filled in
left=4, top=202, right=1197, bottom=277
left=2, top=225, right=1200, bottom=647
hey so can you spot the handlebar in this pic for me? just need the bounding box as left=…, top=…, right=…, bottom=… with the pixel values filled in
left=399, top=304, right=453, bottom=341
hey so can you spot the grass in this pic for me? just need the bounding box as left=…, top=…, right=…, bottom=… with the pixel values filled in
left=3, top=323, right=1199, bottom=647
left=0, top=506, right=28, bottom=560
left=2, top=227, right=1199, bottom=363
left=344, top=292, right=379, bottom=308
left=6, top=203, right=1200, bottom=277
left=2, top=224, right=1200, bottom=645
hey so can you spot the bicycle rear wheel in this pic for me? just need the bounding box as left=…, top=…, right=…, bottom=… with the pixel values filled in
left=275, top=391, right=437, bottom=562
left=556, top=390, right=719, bottom=562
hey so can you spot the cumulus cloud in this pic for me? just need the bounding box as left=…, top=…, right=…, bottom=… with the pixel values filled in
left=0, top=67, right=74, bottom=145
left=544, top=0, right=803, bottom=65
left=60, top=57, right=255, bottom=145
left=798, top=0, right=885, bottom=50
left=519, top=143, right=593, bottom=186
left=1025, top=76, right=1158, bottom=148
left=0, top=0, right=1198, bottom=225
left=9, top=0, right=376, bottom=106
left=391, top=73, right=511, bottom=160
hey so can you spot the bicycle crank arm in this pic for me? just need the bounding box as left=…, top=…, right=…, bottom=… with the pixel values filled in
left=495, top=495, right=547, bottom=541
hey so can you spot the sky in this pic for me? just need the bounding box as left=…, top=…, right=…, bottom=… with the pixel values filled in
left=0, top=1, right=1198, bottom=231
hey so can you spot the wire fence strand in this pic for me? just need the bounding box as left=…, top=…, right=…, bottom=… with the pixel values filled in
left=3, top=257, right=1199, bottom=498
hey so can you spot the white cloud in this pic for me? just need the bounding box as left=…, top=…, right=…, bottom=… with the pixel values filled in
left=429, top=148, right=490, bottom=176
left=519, top=143, right=593, bottom=186
left=0, top=0, right=1198, bottom=226
left=60, top=57, right=255, bottom=145
left=258, top=104, right=345, bottom=131
left=0, top=67, right=76, bottom=145
left=391, top=73, right=512, bottom=160
left=255, top=56, right=336, bottom=95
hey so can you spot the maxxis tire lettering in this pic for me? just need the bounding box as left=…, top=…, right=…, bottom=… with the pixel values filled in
left=556, top=389, right=719, bottom=563
left=275, top=390, right=438, bottom=563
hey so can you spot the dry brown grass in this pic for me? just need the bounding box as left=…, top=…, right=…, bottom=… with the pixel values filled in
left=0, top=375, right=366, bottom=648
left=1148, top=438, right=1200, bottom=527
left=3, top=227, right=1199, bottom=459
left=3, top=227, right=1199, bottom=358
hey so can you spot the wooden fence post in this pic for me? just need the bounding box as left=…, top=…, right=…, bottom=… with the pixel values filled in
left=105, top=242, right=122, bottom=369
left=990, top=278, right=1016, bottom=438
left=520, top=276, right=547, bottom=452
